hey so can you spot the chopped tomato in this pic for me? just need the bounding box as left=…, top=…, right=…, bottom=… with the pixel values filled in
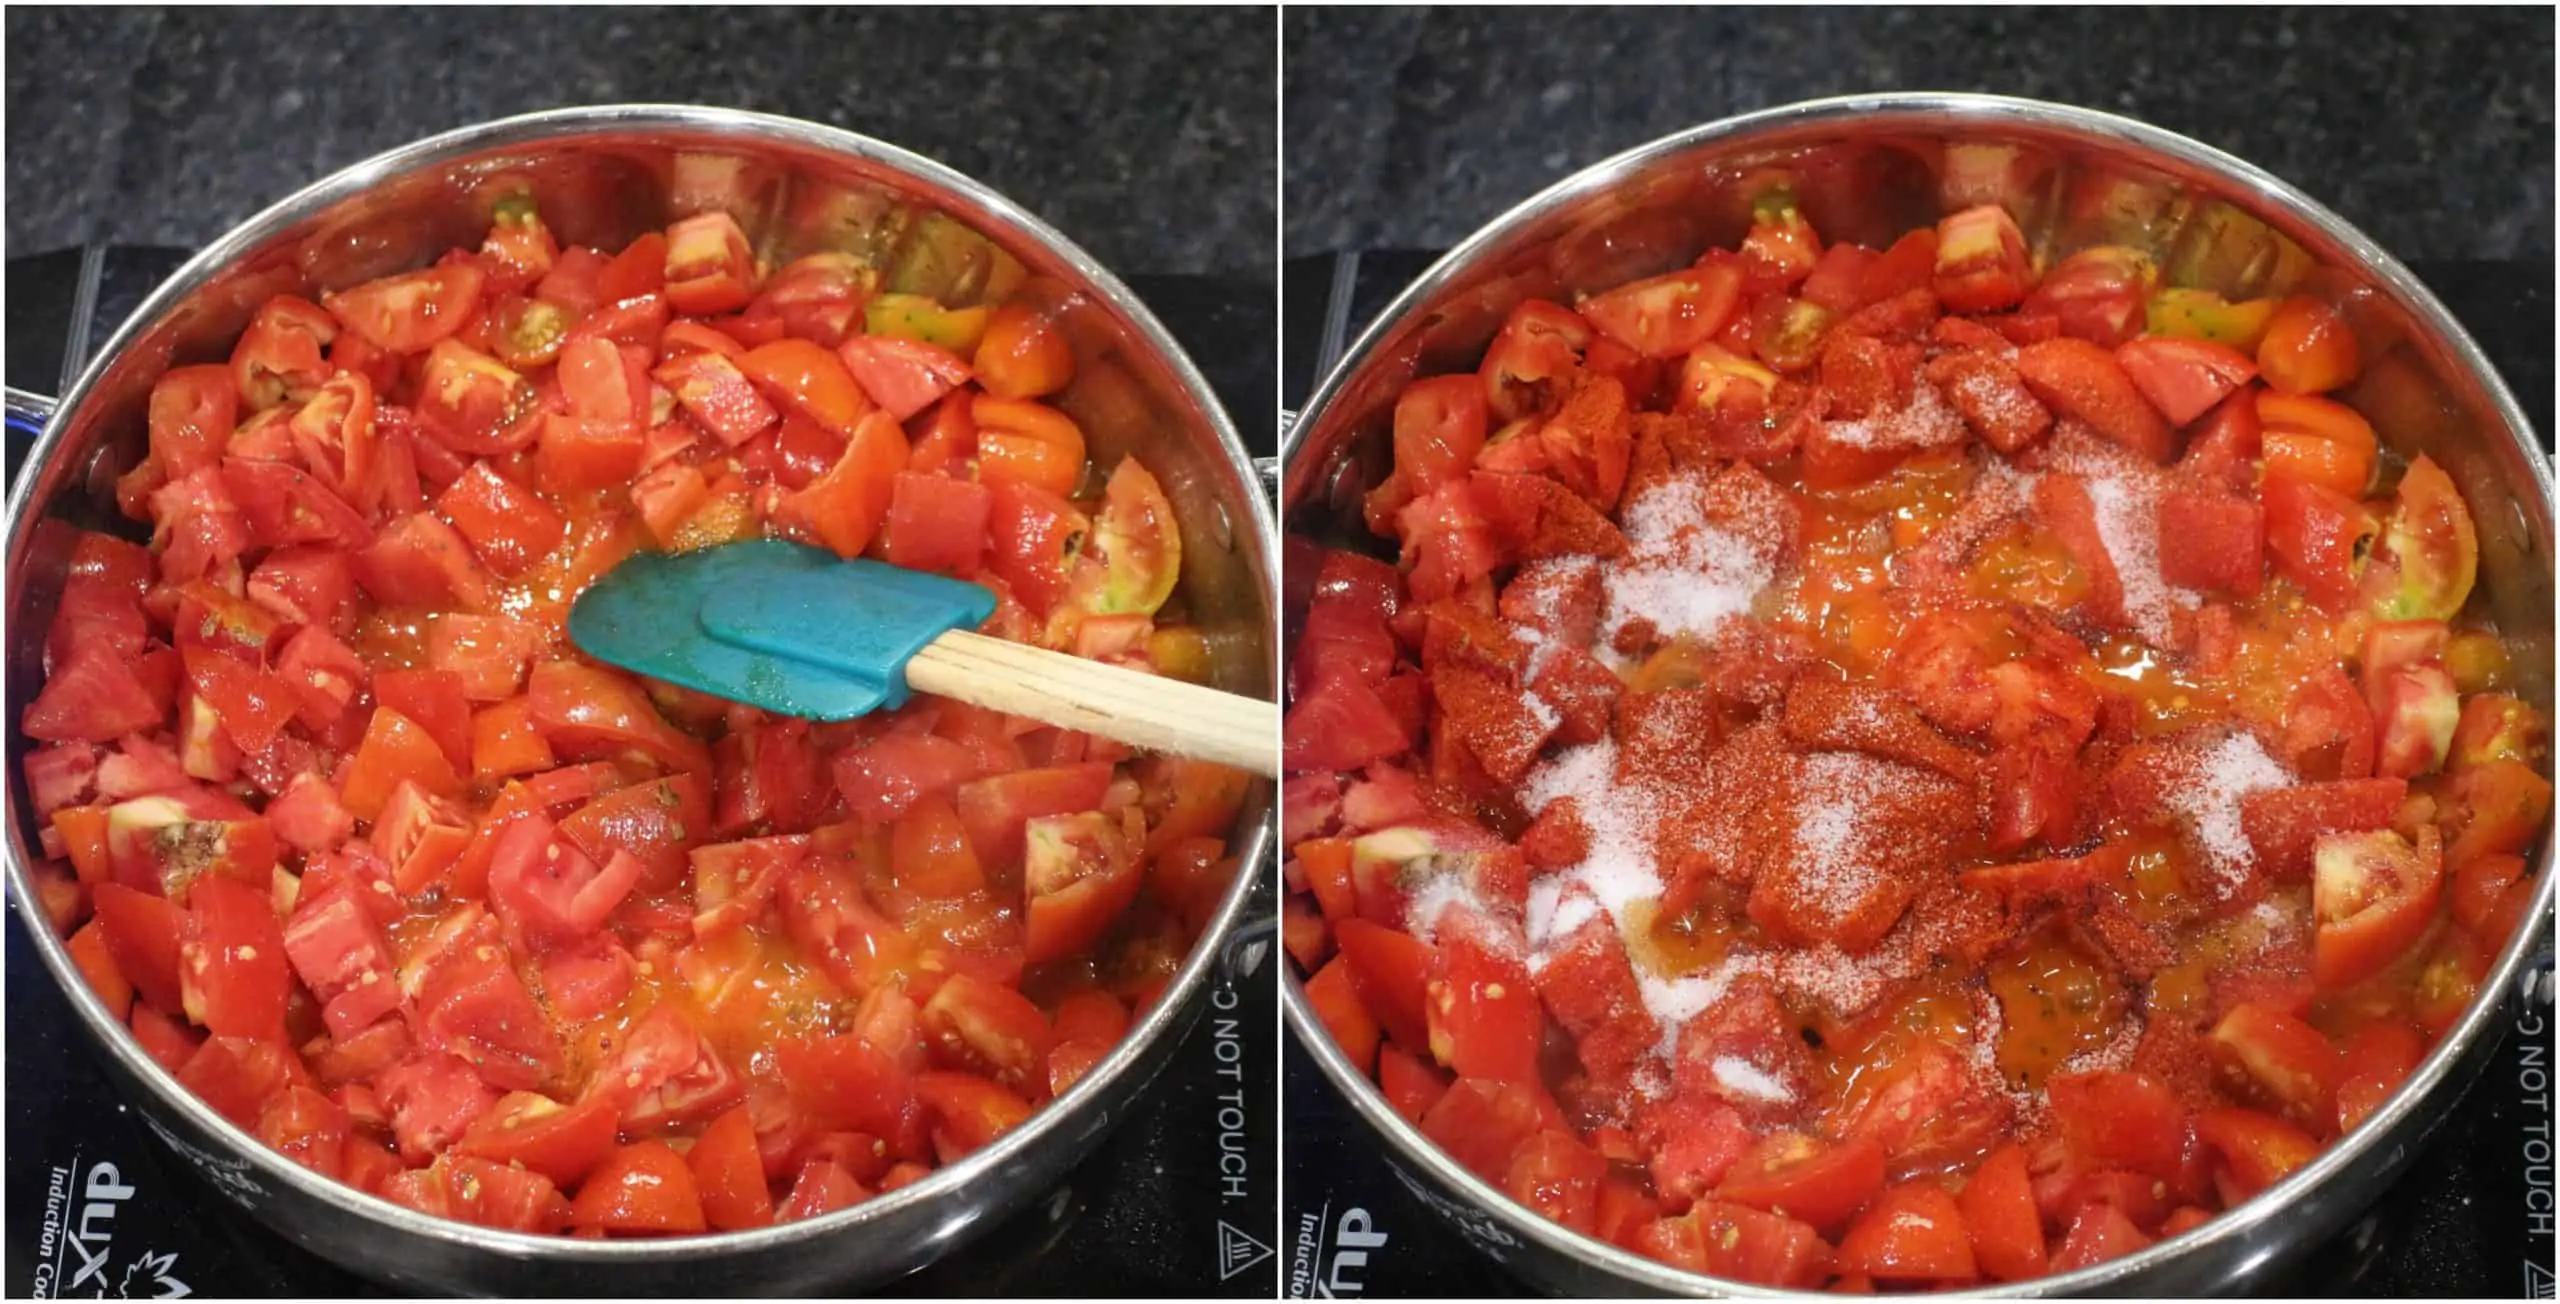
left=1578, top=263, right=1744, bottom=358
left=455, top=1090, right=621, bottom=1188
left=663, top=212, right=758, bottom=316
left=1393, top=375, right=1490, bottom=494
left=1836, top=1182, right=1977, bottom=1283
left=1480, top=300, right=1592, bottom=422
left=973, top=397, right=1087, bottom=499
left=2257, top=391, right=2378, bottom=497
left=2256, top=295, right=2361, bottom=394
left=2371, top=454, right=2479, bottom=622
left=776, top=409, right=902, bottom=558
left=231, top=297, right=337, bottom=411
left=985, top=479, right=1090, bottom=619
left=2262, top=473, right=2378, bottom=613
left=2115, top=336, right=2256, bottom=426
left=879, top=471, right=991, bottom=578
left=973, top=300, right=1075, bottom=399
left=325, top=263, right=486, bottom=355
left=838, top=335, right=972, bottom=423
left=1956, top=1144, right=2046, bottom=1282
left=1931, top=204, right=2031, bottom=314
left=2193, top=1106, right=2320, bottom=1198
left=1714, top=1133, right=1887, bottom=1236
left=653, top=348, right=780, bottom=447
left=737, top=338, right=872, bottom=438
left=569, top=1141, right=707, bottom=1235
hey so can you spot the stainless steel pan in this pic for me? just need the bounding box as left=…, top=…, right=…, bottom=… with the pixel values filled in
left=1280, top=92, right=2552, bottom=1297
left=4, top=104, right=1276, bottom=1295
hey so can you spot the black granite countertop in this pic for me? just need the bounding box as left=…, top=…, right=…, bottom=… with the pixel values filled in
left=1285, top=7, right=2553, bottom=262
left=5, top=6, right=1275, bottom=282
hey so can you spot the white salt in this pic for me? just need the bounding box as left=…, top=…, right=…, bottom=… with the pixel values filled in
left=1603, top=476, right=1782, bottom=645
left=2050, top=432, right=2202, bottom=648
left=2164, top=730, right=2294, bottom=900
left=1711, top=1055, right=1798, bottom=1105
left=1783, top=752, right=1924, bottom=919
left=1826, top=379, right=1966, bottom=452
left=1403, top=871, right=1484, bottom=947
left=1638, top=963, right=1753, bottom=1063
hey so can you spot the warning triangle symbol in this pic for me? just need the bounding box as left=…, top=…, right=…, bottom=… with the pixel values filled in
left=2525, top=1257, right=2555, bottom=1299
left=1216, top=1219, right=1275, bottom=1282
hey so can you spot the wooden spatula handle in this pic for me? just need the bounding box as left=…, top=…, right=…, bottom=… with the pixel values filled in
left=905, top=629, right=1278, bottom=777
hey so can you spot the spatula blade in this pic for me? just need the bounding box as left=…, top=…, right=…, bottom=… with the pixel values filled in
left=567, top=541, right=883, bottom=720
left=568, top=540, right=999, bottom=722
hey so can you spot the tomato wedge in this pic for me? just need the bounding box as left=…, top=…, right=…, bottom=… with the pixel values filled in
left=326, top=263, right=487, bottom=355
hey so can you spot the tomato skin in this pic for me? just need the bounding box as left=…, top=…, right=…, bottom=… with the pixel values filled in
left=1393, top=375, right=1491, bottom=495
left=2261, top=473, right=2378, bottom=613
left=527, top=661, right=713, bottom=777
left=2155, top=488, right=2264, bottom=599
left=973, top=301, right=1075, bottom=399
left=1579, top=263, right=1744, bottom=358
left=325, top=262, right=487, bottom=354
left=1931, top=203, right=2032, bottom=314
left=1836, top=1181, right=1977, bottom=1283
left=974, top=397, right=1087, bottom=500
left=1714, top=1133, right=1887, bottom=1236
left=22, top=642, right=164, bottom=744
left=1304, top=956, right=1382, bottom=1075
left=737, top=338, right=873, bottom=439
left=2049, top=1200, right=2153, bottom=1271
left=2258, top=391, right=2378, bottom=497
left=93, top=882, right=188, bottom=1013
left=689, top=1105, right=778, bottom=1231
left=839, top=335, right=973, bottom=422
left=789, top=410, right=910, bottom=559
left=179, top=1034, right=310, bottom=1127
left=663, top=212, right=759, bottom=316
left=2022, top=245, right=2150, bottom=347
left=2448, top=852, right=2534, bottom=947
left=2193, top=1106, right=2320, bottom=1197
left=2311, top=826, right=2444, bottom=991
left=984, top=479, right=1090, bottom=619
left=777, top=1033, right=916, bottom=1142
left=2013, top=336, right=2175, bottom=462
left=2440, top=759, right=2552, bottom=866
left=2046, top=1069, right=2186, bottom=1182
left=435, top=462, right=566, bottom=578
left=880, top=471, right=991, bottom=578
left=570, top=1141, right=708, bottom=1235
left=341, top=706, right=465, bottom=822
left=179, top=874, right=292, bottom=1043
left=455, top=1089, right=622, bottom=1188
left=2116, top=336, right=2256, bottom=426
left=1956, top=1143, right=2047, bottom=1282
left=2333, top=1021, right=2428, bottom=1134
left=2257, top=295, right=2362, bottom=394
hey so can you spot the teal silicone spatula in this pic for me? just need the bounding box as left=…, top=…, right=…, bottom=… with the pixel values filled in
left=568, top=539, right=1277, bottom=777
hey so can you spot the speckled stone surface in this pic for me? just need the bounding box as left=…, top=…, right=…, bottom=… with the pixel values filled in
left=1284, top=7, right=2553, bottom=261
left=6, top=6, right=1276, bottom=280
